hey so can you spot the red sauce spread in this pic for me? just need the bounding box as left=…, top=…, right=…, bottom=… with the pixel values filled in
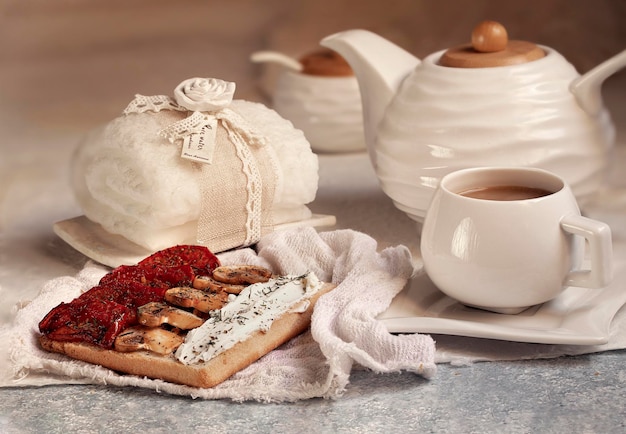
left=38, top=245, right=220, bottom=348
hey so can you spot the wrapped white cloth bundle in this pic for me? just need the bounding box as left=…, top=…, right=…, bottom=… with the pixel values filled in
left=72, top=78, right=319, bottom=252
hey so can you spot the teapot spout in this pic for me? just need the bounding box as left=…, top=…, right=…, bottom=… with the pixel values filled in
left=570, top=50, right=626, bottom=117
left=321, top=30, right=420, bottom=159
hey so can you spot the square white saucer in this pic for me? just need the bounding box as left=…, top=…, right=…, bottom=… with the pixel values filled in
left=378, top=258, right=626, bottom=345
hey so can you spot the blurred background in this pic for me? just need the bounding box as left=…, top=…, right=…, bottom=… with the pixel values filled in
left=1, top=0, right=625, bottom=132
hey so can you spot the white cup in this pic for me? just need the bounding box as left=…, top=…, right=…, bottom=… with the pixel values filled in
left=420, top=167, right=613, bottom=314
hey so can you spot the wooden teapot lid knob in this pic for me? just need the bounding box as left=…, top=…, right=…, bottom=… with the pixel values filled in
left=439, top=20, right=545, bottom=68
left=472, top=20, right=508, bottom=52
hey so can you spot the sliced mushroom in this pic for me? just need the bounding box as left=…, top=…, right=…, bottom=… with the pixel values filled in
left=193, top=275, right=246, bottom=294
left=164, top=286, right=229, bottom=312
left=114, top=326, right=184, bottom=355
left=212, top=265, right=273, bottom=285
left=137, top=302, right=204, bottom=330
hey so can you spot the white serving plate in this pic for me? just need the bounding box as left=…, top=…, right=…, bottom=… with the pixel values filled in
left=53, top=214, right=336, bottom=268
left=378, top=254, right=626, bottom=345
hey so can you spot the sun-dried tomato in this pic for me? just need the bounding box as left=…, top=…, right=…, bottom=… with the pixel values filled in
left=82, top=281, right=167, bottom=308
left=100, top=263, right=195, bottom=291
left=39, top=245, right=220, bottom=348
left=138, top=245, right=220, bottom=276
left=39, top=298, right=136, bottom=348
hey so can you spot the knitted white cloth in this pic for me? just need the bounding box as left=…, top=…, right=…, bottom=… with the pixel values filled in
left=72, top=99, right=318, bottom=252
left=3, top=228, right=436, bottom=402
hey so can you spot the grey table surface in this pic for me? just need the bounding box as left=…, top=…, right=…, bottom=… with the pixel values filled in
left=2, top=72, right=626, bottom=434
left=2, top=351, right=626, bottom=434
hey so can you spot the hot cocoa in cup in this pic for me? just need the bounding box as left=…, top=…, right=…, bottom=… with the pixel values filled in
left=420, top=167, right=613, bottom=314
left=459, top=185, right=551, bottom=201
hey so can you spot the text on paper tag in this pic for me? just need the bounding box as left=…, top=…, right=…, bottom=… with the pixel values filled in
left=181, top=117, right=219, bottom=164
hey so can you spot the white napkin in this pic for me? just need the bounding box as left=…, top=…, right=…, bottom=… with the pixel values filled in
left=2, top=227, right=436, bottom=402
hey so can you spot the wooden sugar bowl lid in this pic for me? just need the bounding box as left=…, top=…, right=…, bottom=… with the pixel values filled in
left=439, top=20, right=545, bottom=68
left=298, top=48, right=354, bottom=76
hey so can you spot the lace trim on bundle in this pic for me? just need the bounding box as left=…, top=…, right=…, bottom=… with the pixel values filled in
left=217, top=108, right=267, bottom=148
left=212, top=108, right=269, bottom=245
left=123, top=95, right=183, bottom=115
left=159, top=111, right=213, bottom=143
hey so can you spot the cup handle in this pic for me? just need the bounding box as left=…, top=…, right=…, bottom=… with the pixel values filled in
left=560, top=213, right=613, bottom=288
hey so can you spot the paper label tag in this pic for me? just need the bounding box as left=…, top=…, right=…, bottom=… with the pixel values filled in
left=181, top=117, right=218, bottom=164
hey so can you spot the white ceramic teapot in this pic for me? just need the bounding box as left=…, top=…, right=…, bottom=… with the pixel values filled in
left=322, top=21, right=626, bottom=221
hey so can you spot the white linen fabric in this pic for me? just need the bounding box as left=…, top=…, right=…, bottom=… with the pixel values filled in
left=2, top=228, right=436, bottom=402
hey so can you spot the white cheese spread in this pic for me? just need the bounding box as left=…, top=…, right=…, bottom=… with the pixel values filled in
left=175, top=272, right=322, bottom=365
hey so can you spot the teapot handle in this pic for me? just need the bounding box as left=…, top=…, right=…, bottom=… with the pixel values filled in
left=570, top=50, right=626, bottom=117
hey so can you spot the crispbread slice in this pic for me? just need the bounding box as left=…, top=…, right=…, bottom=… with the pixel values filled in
left=39, top=283, right=334, bottom=388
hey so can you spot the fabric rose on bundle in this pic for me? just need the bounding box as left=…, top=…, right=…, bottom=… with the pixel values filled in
left=174, top=78, right=236, bottom=112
